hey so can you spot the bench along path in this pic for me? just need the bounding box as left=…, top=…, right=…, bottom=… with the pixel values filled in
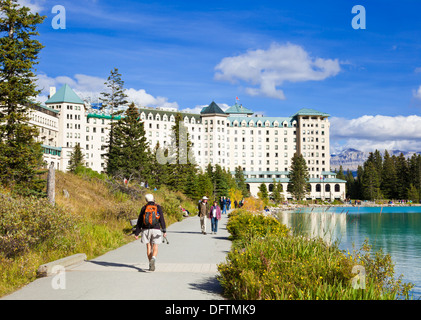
left=3, top=213, right=232, bottom=300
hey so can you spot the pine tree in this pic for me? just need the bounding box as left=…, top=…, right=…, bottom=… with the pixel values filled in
left=381, top=150, right=397, bottom=199
left=345, top=169, right=355, bottom=199
left=271, top=179, right=284, bottom=205
left=67, top=143, right=85, bottom=173
left=196, top=171, right=213, bottom=200
left=213, top=164, right=229, bottom=198
left=407, top=184, right=419, bottom=203
left=184, top=170, right=198, bottom=199
left=109, top=102, right=150, bottom=182
left=100, top=68, right=128, bottom=176
left=165, top=113, right=197, bottom=191
left=408, top=154, right=421, bottom=200
left=0, top=1, right=46, bottom=196
left=150, top=142, right=169, bottom=187
left=395, top=153, right=409, bottom=199
left=355, top=165, right=364, bottom=199
left=362, top=161, right=381, bottom=200
left=258, top=183, right=269, bottom=202
left=288, top=153, right=309, bottom=200
left=234, top=166, right=249, bottom=198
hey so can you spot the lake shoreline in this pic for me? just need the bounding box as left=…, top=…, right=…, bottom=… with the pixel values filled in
left=269, top=202, right=421, bottom=213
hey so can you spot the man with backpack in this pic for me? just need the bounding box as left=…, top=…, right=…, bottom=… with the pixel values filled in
left=134, top=194, right=166, bottom=271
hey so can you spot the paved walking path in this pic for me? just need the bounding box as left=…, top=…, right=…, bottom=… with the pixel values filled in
left=2, top=213, right=232, bottom=300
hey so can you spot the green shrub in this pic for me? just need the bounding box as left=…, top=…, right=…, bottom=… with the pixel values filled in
left=226, top=209, right=289, bottom=246
left=218, top=210, right=414, bottom=300
left=0, top=195, right=78, bottom=258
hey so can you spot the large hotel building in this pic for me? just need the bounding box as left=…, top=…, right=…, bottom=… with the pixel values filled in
left=29, top=84, right=346, bottom=200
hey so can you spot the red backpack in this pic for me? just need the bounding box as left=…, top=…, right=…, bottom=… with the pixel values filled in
left=143, top=204, right=160, bottom=228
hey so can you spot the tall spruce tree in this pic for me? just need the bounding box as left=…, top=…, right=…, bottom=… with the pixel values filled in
left=395, top=153, right=409, bottom=199
left=165, top=113, right=196, bottom=191
left=0, top=0, right=46, bottom=195
left=108, top=102, right=150, bottom=182
left=196, top=171, right=213, bottom=200
left=345, top=169, right=356, bottom=199
left=234, top=166, right=249, bottom=197
left=362, top=161, right=381, bottom=200
left=258, top=183, right=269, bottom=202
left=150, top=142, right=169, bottom=187
left=288, top=153, right=309, bottom=200
left=100, top=68, right=128, bottom=176
left=381, top=150, right=397, bottom=199
left=271, top=179, right=284, bottom=205
left=67, top=143, right=85, bottom=173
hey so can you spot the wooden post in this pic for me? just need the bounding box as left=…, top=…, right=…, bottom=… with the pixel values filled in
left=47, top=163, right=55, bottom=205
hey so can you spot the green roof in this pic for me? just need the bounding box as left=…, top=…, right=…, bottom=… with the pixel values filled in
left=293, top=108, right=330, bottom=117
left=45, top=84, right=85, bottom=105
left=225, top=103, right=254, bottom=115
left=200, top=101, right=226, bottom=115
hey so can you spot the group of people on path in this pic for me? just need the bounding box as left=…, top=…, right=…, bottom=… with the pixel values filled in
left=197, top=196, right=229, bottom=235
left=133, top=193, right=230, bottom=272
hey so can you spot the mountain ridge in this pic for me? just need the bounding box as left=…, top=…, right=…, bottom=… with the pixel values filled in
left=330, top=148, right=421, bottom=171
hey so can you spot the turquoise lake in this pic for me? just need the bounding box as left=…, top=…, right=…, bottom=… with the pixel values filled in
left=275, top=206, right=421, bottom=300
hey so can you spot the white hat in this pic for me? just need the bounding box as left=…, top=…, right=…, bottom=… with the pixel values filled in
left=202, top=196, right=208, bottom=200
left=145, top=194, right=154, bottom=202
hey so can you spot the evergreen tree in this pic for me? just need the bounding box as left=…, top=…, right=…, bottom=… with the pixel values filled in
left=100, top=68, right=128, bottom=176
left=345, top=169, right=356, bottom=199
left=67, top=143, right=85, bottom=173
left=271, top=179, right=284, bottom=205
left=381, top=150, right=397, bottom=199
left=407, top=184, right=419, bottom=203
left=362, top=161, right=381, bottom=200
left=355, top=165, right=364, bottom=200
left=408, top=154, right=421, bottom=199
left=150, top=142, right=169, bottom=187
left=196, top=171, right=213, bottom=200
left=258, top=183, right=269, bottom=202
left=234, top=166, right=249, bottom=198
left=395, top=153, right=409, bottom=199
left=288, top=153, right=309, bottom=200
left=0, top=1, right=46, bottom=196
left=109, top=102, right=150, bottom=182
left=183, top=170, right=198, bottom=199
left=165, top=113, right=197, bottom=191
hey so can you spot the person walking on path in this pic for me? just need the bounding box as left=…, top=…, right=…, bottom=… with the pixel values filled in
left=221, top=196, right=227, bottom=214
left=198, top=196, right=209, bottom=234
left=134, top=194, right=166, bottom=271
left=210, top=201, right=222, bottom=234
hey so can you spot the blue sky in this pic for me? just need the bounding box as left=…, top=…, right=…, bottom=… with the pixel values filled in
left=21, top=0, right=421, bottom=153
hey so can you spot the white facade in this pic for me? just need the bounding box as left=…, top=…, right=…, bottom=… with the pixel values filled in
left=33, top=85, right=346, bottom=200
left=27, top=104, right=61, bottom=170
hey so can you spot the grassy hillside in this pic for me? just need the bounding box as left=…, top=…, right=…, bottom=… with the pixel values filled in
left=0, top=169, right=196, bottom=297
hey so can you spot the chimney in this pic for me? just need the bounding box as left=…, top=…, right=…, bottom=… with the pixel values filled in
left=49, top=87, right=56, bottom=98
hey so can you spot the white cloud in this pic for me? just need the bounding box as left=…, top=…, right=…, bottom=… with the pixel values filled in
left=214, top=43, right=341, bottom=100
left=36, top=73, right=179, bottom=109
left=413, top=85, right=421, bottom=99
left=125, top=88, right=179, bottom=109
left=330, top=115, right=421, bottom=152
left=16, top=0, right=46, bottom=13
